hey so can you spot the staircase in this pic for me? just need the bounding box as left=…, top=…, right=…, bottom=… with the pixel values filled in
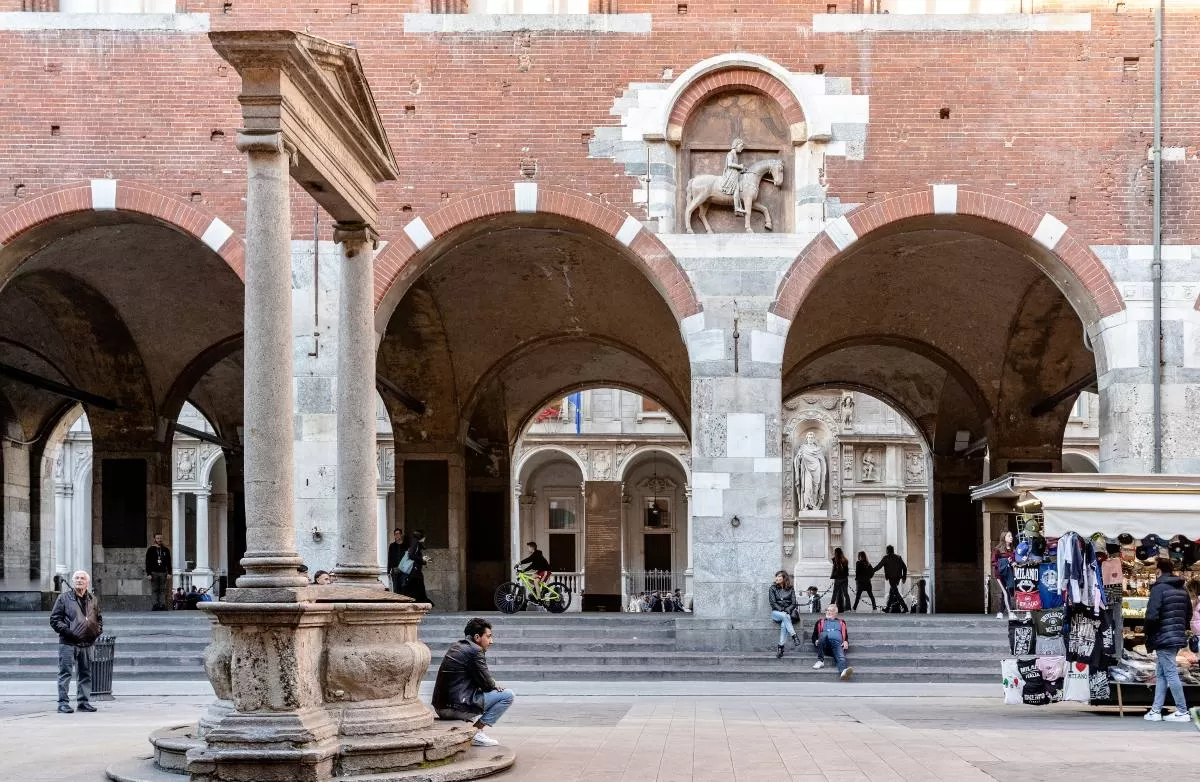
left=0, top=610, right=1008, bottom=683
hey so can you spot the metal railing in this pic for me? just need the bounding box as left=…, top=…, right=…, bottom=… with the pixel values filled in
left=623, top=569, right=685, bottom=594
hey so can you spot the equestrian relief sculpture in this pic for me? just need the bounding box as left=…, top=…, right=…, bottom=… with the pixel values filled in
left=684, top=137, right=785, bottom=233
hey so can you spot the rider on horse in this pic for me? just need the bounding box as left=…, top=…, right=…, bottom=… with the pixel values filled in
left=719, top=138, right=747, bottom=216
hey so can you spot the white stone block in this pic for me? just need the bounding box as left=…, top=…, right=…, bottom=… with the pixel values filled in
left=90, top=179, right=116, bottom=210
left=692, top=472, right=731, bottom=490
left=0, top=11, right=211, bottom=32
left=765, top=312, right=791, bottom=337
left=726, top=413, right=766, bottom=459
left=688, top=329, right=725, bottom=362
left=1033, top=213, right=1068, bottom=251
left=932, top=183, right=958, bottom=215
left=200, top=217, right=233, bottom=252
left=614, top=214, right=643, bottom=247
left=403, top=217, right=434, bottom=250
left=749, top=330, right=785, bottom=365
left=691, top=488, right=724, bottom=518
left=753, top=458, right=782, bottom=473
left=1096, top=314, right=1140, bottom=371
left=681, top=311, right=706, bottom=335
left=514, top=182, right=538, bottom=213
left=825, top=216, right=857, bottom=251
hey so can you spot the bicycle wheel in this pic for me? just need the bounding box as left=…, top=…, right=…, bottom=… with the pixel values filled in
left=542, top=582, right=571, bottom=614
left=494, top=582, right=525, bottom=614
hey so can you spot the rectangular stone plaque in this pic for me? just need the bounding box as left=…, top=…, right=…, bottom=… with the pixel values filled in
left=584, top=481, right=622, bottom=606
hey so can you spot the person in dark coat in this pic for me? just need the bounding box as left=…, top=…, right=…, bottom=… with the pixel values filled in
left=400, top=530, right=432, bottom=606
left=852, top=551, right=876, bottom=611
left=1144, top=558, right=1191, bottom=722
left=386, top=528, right=406, bottom=593
left=830, top=547, right=851, bottom=613
left=431, top=617, right=513, bottom=747
left=49, top=570, right=103, bottom=713
left=769, top=570, right=801, bottom=658
left=144, top=532, right=172, bottom=611
left=874, top=545, right=909, bottom=613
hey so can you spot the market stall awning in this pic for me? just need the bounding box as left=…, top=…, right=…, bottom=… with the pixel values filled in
left=1028, top=490, right=1200, bottom=539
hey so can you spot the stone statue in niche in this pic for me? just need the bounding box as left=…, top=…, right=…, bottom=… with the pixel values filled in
left=861, top=449, right=879, bottom=482
left=906, top=451, right=925, bottom=483
left=840, top=393, right=854, bottom=431
left=793, top=430, right=828, bottom=511
left=684, top=150, right=785, bottom=234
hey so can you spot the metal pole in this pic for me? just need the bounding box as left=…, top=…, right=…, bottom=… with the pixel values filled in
left=1151, top=0, right=1163, bottom=473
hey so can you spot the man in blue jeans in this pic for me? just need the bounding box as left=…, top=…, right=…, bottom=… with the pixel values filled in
left=49, top=570, right=103, bottom=713
left=810, top=604, right=854, bottom=681
left=1143, top=558, right=1190, bottom=722
left=432, top=617, right=514, bottom=746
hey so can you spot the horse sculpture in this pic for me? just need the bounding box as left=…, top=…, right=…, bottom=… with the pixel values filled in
left=684, top=158, right=785, bottom=234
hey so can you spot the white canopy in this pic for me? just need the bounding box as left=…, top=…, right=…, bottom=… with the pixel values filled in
left=1030, top=489, right=1200, bottom=539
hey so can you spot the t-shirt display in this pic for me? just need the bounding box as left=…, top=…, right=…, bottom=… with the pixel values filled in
left=1008, top=617, right=1036, bottom=656
left=1063, top=662, right=1090, bottom=703
left=1034, top=608, right=1066, bottom=657
left=1013, top=565, right=1042, bottom=611
left=1038, top=562, right=1063, bottom=609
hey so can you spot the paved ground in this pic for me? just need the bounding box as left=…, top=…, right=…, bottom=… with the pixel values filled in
left=0, top=684, right=1195, bottom=782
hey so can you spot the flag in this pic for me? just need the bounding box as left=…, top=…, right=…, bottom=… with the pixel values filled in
left=569, top=392, right=582, bottom=434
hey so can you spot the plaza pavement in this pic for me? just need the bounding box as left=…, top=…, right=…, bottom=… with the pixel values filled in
left=0, top=681, right=1195, bottom=782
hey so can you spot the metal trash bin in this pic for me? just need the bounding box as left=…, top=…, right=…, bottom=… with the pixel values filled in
left=90, top=635, right=116, bottom=701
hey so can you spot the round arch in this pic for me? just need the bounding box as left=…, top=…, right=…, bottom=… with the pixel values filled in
left=508, top=380, right=689, bottom=450
left=371, top=184, right=702, bottom=331
left=771, top=185, right=1124, bottom=327
left=617, top=445, right=691, bottom=484
left=200, top=446, right=226, bottom=487
left=0, top=180, right=245, bottom=285
left=786, top=380, right=936, bottom=455
left=513, top=444, right=588, bottom=483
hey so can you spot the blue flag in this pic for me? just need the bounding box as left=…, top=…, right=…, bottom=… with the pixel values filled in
left=569, top=392, right=582, bottom=433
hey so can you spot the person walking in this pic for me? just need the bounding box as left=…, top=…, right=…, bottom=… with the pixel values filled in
left=144, top=532, right=172, bottom=611
left=852, top=551, right=877, bottom=611
left=1188, top=579, right=1200, bottom=731
left=431, top=617, right=514, bottom=747
left=830, top=547, right=851, bottom=613
left=769, top=570, right=802, bottom=659
left=400, top=529, right=432, bottom=606
left=874, top=545, right=909, bottom=613
left=810, top=604, right=854, bottom=680
left=1143, top=558, right=1191, bottom=722
left=991, top=530, right=1016, bottom=619
left=49, top=570, right=103, bottom=713
left=386, top=527, right=406, bottom=594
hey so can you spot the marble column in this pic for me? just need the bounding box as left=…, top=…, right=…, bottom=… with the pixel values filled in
left=54, top=485, right=70, bottom=579
left=376, top=491, right=389, bottom=581
left=194, top=487, right=212, bottom=588
left=171, top=490, right=186, bottom=587
left=235, top=130, right=306, bottom=588
left=333, top=222, right=382, bottom=586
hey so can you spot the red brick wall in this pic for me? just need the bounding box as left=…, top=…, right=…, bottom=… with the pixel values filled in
left=0, top=1, right=1196, bottom=247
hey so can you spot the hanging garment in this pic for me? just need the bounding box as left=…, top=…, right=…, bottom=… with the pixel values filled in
left=1014, top=565, right=1042, bottom=611
left=1066, top=613, right=1100, bottom=664
left=1063, top=662, right=1091, bottom=702
left=1038, top=561, right=1063, bottom=609
left=1001, top=659, right=1024, bottom=705
left=1017, top=657, right=1050, bottom=706
left=1009, top=617, right=1036, bottom=656
left=1035, top=608, right=1067, bottom=657
left=1088, top=668, right=1111, bottom=701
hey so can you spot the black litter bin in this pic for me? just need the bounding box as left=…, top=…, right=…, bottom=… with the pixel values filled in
left=90, top=635, right=116, bottom=701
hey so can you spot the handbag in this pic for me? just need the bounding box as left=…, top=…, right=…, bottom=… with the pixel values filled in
left=398, top=552, right=415, bottom=575
left=789, top=605, right=801, bottom=623
left=1188, top=632, right=1199, bottom=655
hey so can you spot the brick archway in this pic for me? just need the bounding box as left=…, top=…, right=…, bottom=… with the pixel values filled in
left=771, top=185, right=1123, bottom=325
left=0, top=180, right=245, bottom=281
left=666, top=67, right=807, bottom=144
left=372, top=183, right=702, bottom=327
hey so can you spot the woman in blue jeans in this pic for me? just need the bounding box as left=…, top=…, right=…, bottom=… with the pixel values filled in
left=769, top=570, right=802, bottom=659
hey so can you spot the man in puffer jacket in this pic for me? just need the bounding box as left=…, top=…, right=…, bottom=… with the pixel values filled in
left=49, top=571, right=103, bottom=714
left=1143, top=558, right=1191, bottom=722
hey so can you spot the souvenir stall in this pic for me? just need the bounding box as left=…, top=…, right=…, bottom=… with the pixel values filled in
left=972, top=474, right=1200, bottom=713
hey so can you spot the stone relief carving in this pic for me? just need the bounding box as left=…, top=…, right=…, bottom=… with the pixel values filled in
left=861, top=449, right=879, bottom=482
left=793, top=430, right=828, bottom=511
left=615, top=442, right=633, bottom=469
left=840, top=393, right=854, bottom=431
left=906, top=450, right=926, bottom=484
left=842, top=445, right=854, bottom=482
left=591, top=449, right=613, bottom=481
left=684, top=148, right=785, bottom=233
left=53, top=451, right=64, bottom=481
left=638, top=475, right=677, bottom=495
left=177, top=448, right=196, bottom=481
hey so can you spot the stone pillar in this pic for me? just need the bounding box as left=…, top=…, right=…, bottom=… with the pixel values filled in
left=212, top=493, right=228, bottom=588
left=195, top=488, right=212, bottom=588
left=1, top=440, right=31, bottom=588
left=171, top=490, right=186, bottom=587
left=54, top=484, right=71, bottom=579
left=683, top=484, right=694, bottom=605
left=235, top=129, right=306, bottom=588
left=376, top=491, right=389, bottom=581
left=333, top=222, right=383, bottom=587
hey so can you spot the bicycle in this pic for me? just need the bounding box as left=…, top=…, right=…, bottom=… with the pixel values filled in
left=494, top=567, right=571, bottom=614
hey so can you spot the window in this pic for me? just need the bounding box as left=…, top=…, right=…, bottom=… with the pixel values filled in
left=548, top=497, right=577, bottom=530
left=644, top=498, right=669, bottom=529
left=468, top=0, right=588, bottom=12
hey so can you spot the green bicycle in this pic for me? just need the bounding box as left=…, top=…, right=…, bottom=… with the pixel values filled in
left=494, top=567, right=571, bottom=614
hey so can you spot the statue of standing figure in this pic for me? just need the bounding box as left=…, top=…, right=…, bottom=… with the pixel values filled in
left=793, top=430, right=828, bottom=511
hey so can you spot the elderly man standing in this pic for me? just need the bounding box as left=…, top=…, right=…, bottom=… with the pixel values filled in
left=49, top=571, right=103, bottom=713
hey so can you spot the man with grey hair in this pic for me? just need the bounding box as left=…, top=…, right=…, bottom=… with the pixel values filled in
left=49, top=570, right=103, bottom=713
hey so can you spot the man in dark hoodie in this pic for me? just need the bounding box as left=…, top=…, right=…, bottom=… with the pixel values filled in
left=1144, top=558, right=1191, bottom=722
left=49, top=570, right=103, bottom=713
left=874, top=545, right=909, bottom=614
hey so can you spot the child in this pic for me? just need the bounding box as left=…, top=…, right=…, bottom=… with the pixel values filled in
left=805, top=585, right=823, bottom=614
left=912, top=578, right=930, bottom=614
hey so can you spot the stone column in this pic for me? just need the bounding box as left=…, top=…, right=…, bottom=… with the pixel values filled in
left=194, top=487, right=212, bottom=588
left=376, top=491, right=389, bottom=580
left=1, top=439, right=31, bottom=589
left=235, top=130, right=306, bottom=588
left=54, top=485, right=70, bottom=579
left=333, top=222, right=383, bottom=586
left=171, top=490, right=186, bottom=587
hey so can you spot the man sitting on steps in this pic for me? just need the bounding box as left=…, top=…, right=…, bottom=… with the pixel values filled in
left=431, top=617, right=515, bottom=747
left=811, top=604, right=855, bottom=681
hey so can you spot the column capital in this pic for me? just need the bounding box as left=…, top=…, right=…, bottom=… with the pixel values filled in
left=235, top=129, right=297, bottom=162
left=333, top=221, right=380, bottom=256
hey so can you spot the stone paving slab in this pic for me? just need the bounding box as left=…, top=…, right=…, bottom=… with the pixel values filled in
left=0, top=692, right=1195, bottom=781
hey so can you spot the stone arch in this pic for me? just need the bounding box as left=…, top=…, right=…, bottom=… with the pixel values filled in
left=507, top=378, right=689, bottom=450
left=371, top=183, right=702, bottom=330
left=0, top=180, right=245, bottom=283
left=513, top=444, right=588, bottom=482
left=617, top=445, right=691, bottom=484
left=771, top=186, right=1124, bottom=326
left=651, top=54, right=815, bottom=145
left=787, top=381, right=935, bottom=454
left=200, top=447, right=225, bottom=487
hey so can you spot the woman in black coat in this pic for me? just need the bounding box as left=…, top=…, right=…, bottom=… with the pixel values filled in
left=769, top=570, right=802, bottom=659
left=400, top=530, right=433, bottom=607
left=852, top=551, right=876, bottom=612
left=830, top=547, right=850, bottom=613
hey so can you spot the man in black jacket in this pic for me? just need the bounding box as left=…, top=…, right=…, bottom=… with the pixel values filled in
left=874, top=545, right=908, bottom=614
left=145, top=532, right=172, bottom=610
left=49, top=570, right=103, bottom=713
left=432, top=618, right=513, bottom=747
left=386, top=528, right=406, bottom=593
left=1144, top=558, right=1191, bottom=722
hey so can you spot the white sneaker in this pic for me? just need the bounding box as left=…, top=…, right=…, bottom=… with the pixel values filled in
left=1144, top=710, right=1162, bottom=722
left=840, top=667, right=854, bottom=681
left=472, top=731, right=499, bottom=747
left=996, top=612, right=1004, bottom=619
left=1163, top=711, right=1190, bottom=723
left=812, top=661, right=825, bottom=670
